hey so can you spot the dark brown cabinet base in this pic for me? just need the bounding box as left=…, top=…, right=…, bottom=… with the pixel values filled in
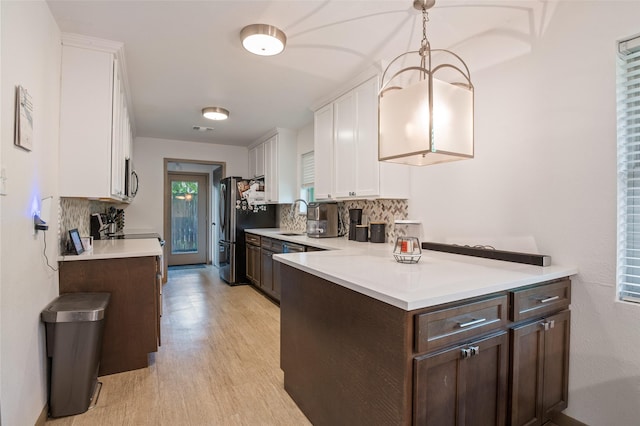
left=59, top=256, right=160, bottom=376
left=280, top=264, right=572, bottom=426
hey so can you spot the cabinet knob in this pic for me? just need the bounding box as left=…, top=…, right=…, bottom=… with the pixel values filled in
left=540, top=320, right=555, bottom=331
left=461, top=348, right=471, bottom=359
left=469, top=345, right=480, bottom=357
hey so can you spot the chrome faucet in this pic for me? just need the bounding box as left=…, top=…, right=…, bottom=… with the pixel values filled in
left=290, top=199, right=309, bottom=219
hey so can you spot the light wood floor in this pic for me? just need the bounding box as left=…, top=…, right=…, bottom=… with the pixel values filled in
left=46, top=265, right=311, bottom=425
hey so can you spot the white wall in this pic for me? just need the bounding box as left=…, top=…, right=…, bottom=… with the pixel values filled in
left=0, top=1, right=61, bottom=424
left=126, top=137, right=248, bottom=239
left=408, top=2, right=640, bottom=425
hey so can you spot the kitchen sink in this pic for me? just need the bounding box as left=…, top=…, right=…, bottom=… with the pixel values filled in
left=279, top=232, right=305, bottom=236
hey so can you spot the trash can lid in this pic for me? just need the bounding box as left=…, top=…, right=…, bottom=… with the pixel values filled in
left=41, top=293, right=111, bottom=323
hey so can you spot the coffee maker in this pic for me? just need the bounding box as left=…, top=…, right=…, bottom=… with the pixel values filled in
left=90, top=213, right=104, bottom=240
left=306, top=202, right=339, bottom=238
left=348, top=209, right=362, bottom=240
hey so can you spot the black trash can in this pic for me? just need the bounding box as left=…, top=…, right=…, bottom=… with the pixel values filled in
left=41, top=292, right=110, bottom=418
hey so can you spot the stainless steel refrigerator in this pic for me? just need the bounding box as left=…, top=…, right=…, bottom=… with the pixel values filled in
left=218, top=176, right=276, bottom=285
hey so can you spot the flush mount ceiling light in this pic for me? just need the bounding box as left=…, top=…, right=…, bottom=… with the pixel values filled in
left=240, top=24, right=287, bottom=56
left=202, top=107, right=229, bottom=121
left=378, top=0, right=474, bottom=166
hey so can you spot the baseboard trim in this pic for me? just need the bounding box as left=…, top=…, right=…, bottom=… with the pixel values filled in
left=552, top=412, right=589, bottom=426
left=35, top=404, right=48, bottom=426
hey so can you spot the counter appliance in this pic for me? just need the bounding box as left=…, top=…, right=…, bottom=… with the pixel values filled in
left=219, top=176, right=276, bottom=285
left=348, top=208, right=362, bottom=240
left=306, top=202, right=339, bottom=238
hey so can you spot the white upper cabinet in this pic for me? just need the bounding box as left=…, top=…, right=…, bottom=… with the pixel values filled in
left=314, top=75, right=409, bottom=200
left=59, top=34, right=134, bottom=202
left=249, top=128, right=297, bottom=204
left=314, top=103, right=335, bottom=199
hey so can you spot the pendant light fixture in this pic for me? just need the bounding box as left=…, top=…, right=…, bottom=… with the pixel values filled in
left=378, top=0, right=474, bottom=166
left=240, top=24, right=287, bottom=56
left=202, top=107, right=229, bottom=121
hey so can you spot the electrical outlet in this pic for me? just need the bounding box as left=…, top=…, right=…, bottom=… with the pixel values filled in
left=0, top=166, right=7, bottom=196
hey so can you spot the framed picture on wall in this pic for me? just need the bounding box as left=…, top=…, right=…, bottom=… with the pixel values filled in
left=14, top=85, right=33, bottom=152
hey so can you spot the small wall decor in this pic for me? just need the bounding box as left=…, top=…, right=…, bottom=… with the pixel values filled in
left=14, top=85, right=33, bottom=151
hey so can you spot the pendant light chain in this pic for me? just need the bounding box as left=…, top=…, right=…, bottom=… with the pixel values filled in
left=419, top=6, right=430, bottom=79
left=420, top=7, right=429, bottom=55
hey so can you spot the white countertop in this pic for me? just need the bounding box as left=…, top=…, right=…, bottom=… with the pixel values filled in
left=246, top=228, right=578, bottom=311
left=58, top=238, right=163, bottom=262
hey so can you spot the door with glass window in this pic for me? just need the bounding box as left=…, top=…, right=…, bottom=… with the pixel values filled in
left=168, top=173, right=208, bottom=265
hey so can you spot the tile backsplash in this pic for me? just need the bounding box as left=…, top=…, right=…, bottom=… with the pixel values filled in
left=59, top=198, right=115, bottom=251
left=60, top=197, right=409, bottom=251
left=279, top=199, right=409, bottom=243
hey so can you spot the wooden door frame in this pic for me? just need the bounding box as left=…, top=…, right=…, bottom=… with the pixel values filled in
left=163, top=159, right=226, bottom=275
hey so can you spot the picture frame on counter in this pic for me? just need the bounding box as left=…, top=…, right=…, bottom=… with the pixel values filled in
left=68, top=228, right=84, bottom=255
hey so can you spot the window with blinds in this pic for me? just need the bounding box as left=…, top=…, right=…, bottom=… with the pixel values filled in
left=301, top=151, right=315, bottom=188
left=299, top=151, right=314, bottom=213
left=617, top=34, right=640, bottom=303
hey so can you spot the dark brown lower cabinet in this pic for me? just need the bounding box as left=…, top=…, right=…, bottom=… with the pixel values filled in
left=414, top=332, right=508, bottom=426
left=246, top=242, right=261, bottom=285
left=261, top=248, right=274, bottom=296
left=510, top=310, right=571, bottom=426
left=59, top=256, right=160, bottom=376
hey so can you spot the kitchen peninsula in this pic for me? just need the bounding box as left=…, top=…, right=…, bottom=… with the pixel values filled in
left=273, top=241, right=577, bottom=425
left=58, top=238, right=163, bottom=375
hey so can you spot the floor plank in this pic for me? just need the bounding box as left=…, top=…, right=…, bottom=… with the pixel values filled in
left=46, top=265, right=311, bottom=425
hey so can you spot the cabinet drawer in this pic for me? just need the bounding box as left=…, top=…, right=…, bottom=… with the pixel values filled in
left=261, top=237, right=273, bottom=250
left=246, top=233, right=261, bottom=246
left=271, top=239, right=284, bottom=253
left=415, top=295, right=508, bottom=354
left=510, top=279, right=571, bottom=322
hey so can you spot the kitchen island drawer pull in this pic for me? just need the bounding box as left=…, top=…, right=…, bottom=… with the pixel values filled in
left=458, top=318, right=487, bottom=328
left=539, top=296, right=560, bottom=304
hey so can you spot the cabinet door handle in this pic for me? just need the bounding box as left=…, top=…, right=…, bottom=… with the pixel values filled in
left=469, top=346, right=480, bottom=356
left=457, top=318, right=487, bottom=328
left=539, top=296, right=560, bottom=304
left=461, top=348, right=471, bottom=359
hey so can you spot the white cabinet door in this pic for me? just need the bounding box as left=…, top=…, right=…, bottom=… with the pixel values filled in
left=314, top=103, right=335, bottom=200
left=111, top=58, right=125, bottom=199
left=59, top=45, right=115, bottom=199
left=331, top=76, right=380, bottom=199
left=248, top=147, right=257, bottom=178
left=333, top=91, right=357, bottom=198
left=248, top=143, right=265, bottom=178
left=264, top=136, right=278, bottom=203
left=352, top=76, right=379, bottom=197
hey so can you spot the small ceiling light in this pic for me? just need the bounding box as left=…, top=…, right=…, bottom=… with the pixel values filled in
left=202, top=107, right=229, bottom=121
left=240, top=24, right=287, bottom=56
left=379, top=0, right=474, bottom=166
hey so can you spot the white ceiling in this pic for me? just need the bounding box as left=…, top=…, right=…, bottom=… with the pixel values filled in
left=46, top=0, right=551, bottom=147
